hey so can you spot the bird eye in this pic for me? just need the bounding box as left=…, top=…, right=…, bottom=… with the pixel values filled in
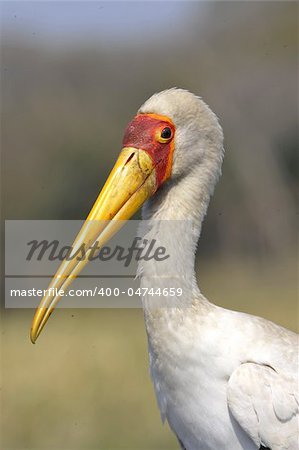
left=157, top=127, right=173, bottom=143
left=161, top=127, right=172, bottom=139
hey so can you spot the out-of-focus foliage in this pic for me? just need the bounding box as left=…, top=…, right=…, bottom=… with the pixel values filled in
left=2, top=1, right=297, bottom=258
left=1, top=2, right=298, bottom=450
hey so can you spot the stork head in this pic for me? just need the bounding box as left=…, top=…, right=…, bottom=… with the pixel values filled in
left=138, top=88, right=223, bottom=182
left=30, top=88, right=223, bottom=343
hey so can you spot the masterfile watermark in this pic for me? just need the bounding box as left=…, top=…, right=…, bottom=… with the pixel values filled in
left=5, top=219, right=193, bottom=308
left=11, top=287, right=66, bottom=297
left=26, top=237, right=169, bottom=266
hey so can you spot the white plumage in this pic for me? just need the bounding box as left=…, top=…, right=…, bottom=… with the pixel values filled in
left=30, top=88, right=298, bottom=450
left=136, top=89, right=298, bottom=450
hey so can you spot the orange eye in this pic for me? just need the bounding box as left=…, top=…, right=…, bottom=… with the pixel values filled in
left=156, top=126, right=173, bottom=143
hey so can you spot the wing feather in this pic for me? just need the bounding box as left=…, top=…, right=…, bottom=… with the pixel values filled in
left=227, top=363, right=298, bottom=450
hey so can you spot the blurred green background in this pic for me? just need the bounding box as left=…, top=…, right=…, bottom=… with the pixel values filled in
left=1, top=1, right=298, bottom=449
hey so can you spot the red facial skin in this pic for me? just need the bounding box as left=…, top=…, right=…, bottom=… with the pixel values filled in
left=122, top=113, right=175, bottom=188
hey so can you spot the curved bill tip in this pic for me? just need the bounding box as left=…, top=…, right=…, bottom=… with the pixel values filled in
left=30, top=332, right=36, bottom=344
left=30, top=307, right=53, bottom=343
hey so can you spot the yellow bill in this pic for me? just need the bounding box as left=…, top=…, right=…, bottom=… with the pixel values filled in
left=30, top=147, right=156, bottom=343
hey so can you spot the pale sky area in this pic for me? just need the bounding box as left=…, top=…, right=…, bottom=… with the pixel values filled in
left=1, top=1, right=194, bottom=46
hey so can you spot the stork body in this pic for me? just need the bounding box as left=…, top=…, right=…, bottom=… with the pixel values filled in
left=141, top=256, right=298, bottom=449
left=31, top=89, right=299, bottom=449
left=145, top=301, right=298, bottom=450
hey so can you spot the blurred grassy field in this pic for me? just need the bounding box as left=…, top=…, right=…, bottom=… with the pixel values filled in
left=2, top=258, right=297, bottom=450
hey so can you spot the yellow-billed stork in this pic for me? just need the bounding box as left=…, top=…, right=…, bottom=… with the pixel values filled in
left=30, top=88, right=298, bottom=450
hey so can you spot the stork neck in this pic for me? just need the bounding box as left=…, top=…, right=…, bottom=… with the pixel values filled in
left=138, top=168, right=214, bottom=305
